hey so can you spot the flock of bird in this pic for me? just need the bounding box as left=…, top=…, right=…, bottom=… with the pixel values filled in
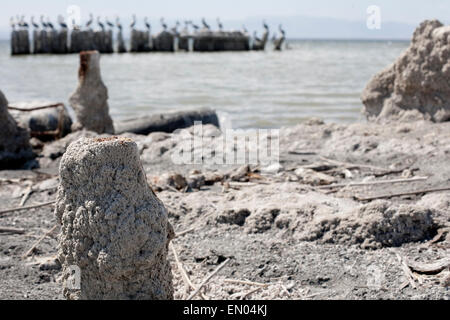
left=10, top=15, right=285, bottom=38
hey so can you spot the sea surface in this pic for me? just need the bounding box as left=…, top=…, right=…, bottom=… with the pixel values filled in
left=0, top=39, right=408, bottom=129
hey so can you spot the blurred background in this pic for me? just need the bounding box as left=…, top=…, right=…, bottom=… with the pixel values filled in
left=1, top=0, right=449, bottom=128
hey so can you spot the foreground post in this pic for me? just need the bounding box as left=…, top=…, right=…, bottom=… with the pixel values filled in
left=0, top=90, right=34, bottom=169
left=55, top=137, right=174, bottom=300
left=69, top=50, right=114, bottom=134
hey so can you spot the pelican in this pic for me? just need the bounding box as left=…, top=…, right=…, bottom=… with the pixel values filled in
left=40, top=15, right=48, bottom=29
left=242, top=25, right=248, bottom=34
left=58, top=15, right=68, bottom=29
left=253, top=31, right=261, bottom=42
left=10, top=17, right=16, bottom=30
left=279, top=24, right=285, bottom=37
left=105, top=17, right=114, bottom=29
left=130, top=14, right=137, bottom=29
left=97, top=16, right=105, bottom=31
left=31, top=16, right=39, bottom=29
left=171, top=20, right=180, bottom=34
left=144, top=17, right=151, bottom=31
left=263, top=20, right=269, bottom=31
left=201, top=18, right=210, bottom=30
left=85, top=13, right=94, bottom=28
left=46, top=17, right=54, bottom=30
left=116, top=17, right=123, bottom=31
left=160, top=17, right=167, bottom=30
left=217, top=17, right=223, bottom=31
left=20, top=16, right=29, bottom=29
left=182, top=21, right=189, bottom=34
left=72, top=19, right=80, bottom=31
left=189, top=21, right=199, bottom=31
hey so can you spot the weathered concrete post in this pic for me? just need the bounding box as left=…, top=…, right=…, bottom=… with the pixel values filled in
left=54, top=29, right=69, bottom=54
left=32, top=30, right=41, bottom=54
left=11, top=30, right=30, bottom=55
left=154, top=31, right=175, bottom=52
left=0, top=90, right=34, bottom=169
left=69, top=51, right=115, bottom=134
left=130, top=29, right=139, bottom=52
left=104, top=30, right=114, bottom=53
left=10, top=30, right=19, bottom=55
left=56, top=137, right=174, bottom=300
left=117, top=30, right=127, bottom=53
left=47, top=29, right=57, bottom=53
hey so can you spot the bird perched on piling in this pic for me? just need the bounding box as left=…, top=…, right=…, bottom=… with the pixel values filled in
left=171, top=21, right=180, bottom=35
left=72, top=19, right=80, bottom=31
left=10, top=17, right=16, bottom=30
left=97, top=16, right=105, bottom=31
left=242, top=25, right=249, bottom=35
left=20, top=16, right=29, bottom=29
left=40, top=15, right=48, bottom=29
left=144, top=17, right=151, bottom=31
left=31, top=16, right=39, bottom=29
left=58, top=15, right=68, bottom=29
left=86, top=14, right=94, bottom=29
left=182, top=21, right=190, bottom=34
left=116, top=17, right=123, bottom=31
left=217, top=17, right=223, bottom=31
left=279, top=24, right=285, bottom=36
left=160, top=17, right=167, bottom=31
left=189, top=20, right=199, bottom=32
left=46, top=17, right=54, bottom=30
left=105, top=17, right=115, bottom=29
left=201, top=18, right=210, bottom=30
left=130, top=14, right=137, bottom=29
left=253, top=31, right=261, bottom=42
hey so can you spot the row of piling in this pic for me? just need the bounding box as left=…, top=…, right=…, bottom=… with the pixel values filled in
left=11, top=28, right=283, bottom=55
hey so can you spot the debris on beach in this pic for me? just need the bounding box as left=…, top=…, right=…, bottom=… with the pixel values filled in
left=0, top=90, right=35, bottom=169
left=69, top=51, right=115, bottom=134
left=362, top=20, right=450, bottom=122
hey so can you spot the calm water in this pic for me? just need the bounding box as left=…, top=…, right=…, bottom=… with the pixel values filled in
left=0, top=39, right=408, bottom=129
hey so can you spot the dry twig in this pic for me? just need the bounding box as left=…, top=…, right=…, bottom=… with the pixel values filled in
left=170, top=243, right=209, bottom=300
left=355, top=187, right=450, bottom=201
left=0, top=227, right=26, bottom=234
left=187, top=258, right=231, bottom=300
left=0, top=201, right=56, bottom=217
left=22, top=225, right=58, bottom=259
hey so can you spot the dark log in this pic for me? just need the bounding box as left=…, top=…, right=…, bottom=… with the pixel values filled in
left=114, top=108, right=220, bottom=135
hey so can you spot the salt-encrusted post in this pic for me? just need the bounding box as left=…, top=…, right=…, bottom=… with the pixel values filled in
left=0, top=90, right=34, bottom=169
left=69, top=50, right=115, bottom=134
left=55, top=137, right=174, bottom=300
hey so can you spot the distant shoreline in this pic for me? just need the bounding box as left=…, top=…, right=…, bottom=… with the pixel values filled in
left=0, top=37, right=410, bottom=43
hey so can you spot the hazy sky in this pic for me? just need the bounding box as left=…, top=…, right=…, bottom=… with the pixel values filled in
left=1, top=0, right=448, bottom=38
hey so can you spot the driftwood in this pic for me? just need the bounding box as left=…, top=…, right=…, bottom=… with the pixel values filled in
left=175, top=227, right=196, bottom=238
left=22, top=225, right=58, bottom=259
left=355, top=187, right=450, bottom=201
left=317, top=176, right=428, bottom=189
left=0, top=201, right=56, bottom=217
left=0, top=227, right=26, bottom=234
left=187, top=258, right=231, bottom=300
left=170, top=243, right=209, bottom=300
left=114, top=108, right=220, bottom=135
left=406, top=258, right=450, bottom=275
left=224, top=279, right=269, bottom=287
left=319, top=156, right=389, bottom=172
left=8, top=103, right=67, bottom=140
